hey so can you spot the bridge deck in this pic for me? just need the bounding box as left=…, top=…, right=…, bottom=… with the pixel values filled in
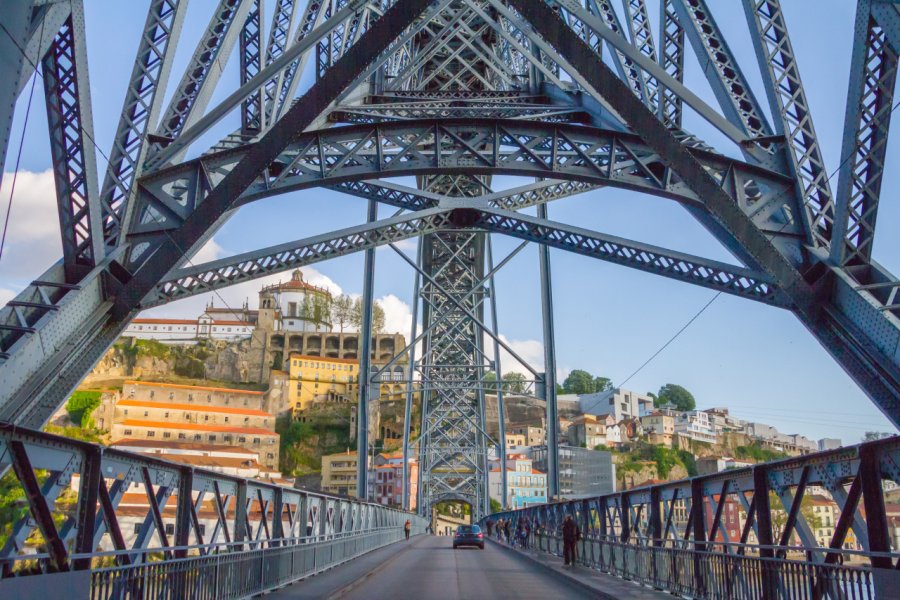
left=273, top=534, right=666, bottom=599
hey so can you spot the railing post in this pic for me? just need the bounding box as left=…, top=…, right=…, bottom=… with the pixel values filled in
left=649, top=486, right=662, bottom=587
left=859, top=443, right=891, bottom=569
left=235, top=480, right=249, bottom=550
left=74, top=445, right=102, bottom=571
left=690, top=478, right=707, bottom=596
left=753, top=465, right=776, bottom=600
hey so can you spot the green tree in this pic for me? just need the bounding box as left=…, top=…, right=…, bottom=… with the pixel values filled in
left=593, top=376, right=613, bottom=393
left=656, top=383, right=696, bottom=411
left=502, top=372, right=528, bottom=394
left=563, top=369, right=596, bottom=394
left=66, top=391, right=102, bottom=427
left=331, top=295, right=355, bottom=332
left=489, top=498, right=502, bottom=514
left=351, top=298, right=386, bottom=333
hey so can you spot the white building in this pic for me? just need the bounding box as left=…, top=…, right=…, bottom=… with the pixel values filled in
left=818, top=438, right=842, bottom=451
left=674, top=411, right=718, bottom=444
left=259, top=269, right=332, bottom=333
left=566, top=388, right=654, bottom=421
left=122, top=299, right=257, bottom=343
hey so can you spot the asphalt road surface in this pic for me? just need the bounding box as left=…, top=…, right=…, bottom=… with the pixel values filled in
left=332, top=535, right=588, bottom=600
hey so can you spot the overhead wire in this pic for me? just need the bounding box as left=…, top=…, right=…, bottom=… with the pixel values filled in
left=0, top=17, right=43, bottom=264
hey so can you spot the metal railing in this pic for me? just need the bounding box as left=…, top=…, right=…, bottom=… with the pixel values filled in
left=90, top=526, right=420, bottom=600
left=515, top=531, right=875, bottom=600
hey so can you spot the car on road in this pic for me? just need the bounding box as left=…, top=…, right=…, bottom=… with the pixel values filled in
left=452, top=524, right=484, bottom=549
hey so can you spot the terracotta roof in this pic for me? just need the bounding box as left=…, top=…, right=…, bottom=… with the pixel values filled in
left=131, top=318, right=198, bottom=325
left=124, top=380, right=265, bottom=395
left=117, top=399, right=272, bottom=417
left=110, top=439, right=258, bottom=454
left=117, top=420, right=275, bottom=435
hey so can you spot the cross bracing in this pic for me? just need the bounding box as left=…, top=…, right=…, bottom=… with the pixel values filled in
left=0, top=0, right=898, bottom=522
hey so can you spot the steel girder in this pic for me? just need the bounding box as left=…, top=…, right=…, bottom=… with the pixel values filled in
left=833, top=0, right=898, bottom=267
left=509, top=0, right=900, bottom=424
left=42, top=4, right=104, bottom=282
left=0, top=0, right=899, bottom=522
left=99, top=0, right=186, bottom=250
left=0, top=0, right=437, bottom=430
left=128, top=119, right=804, bottom=257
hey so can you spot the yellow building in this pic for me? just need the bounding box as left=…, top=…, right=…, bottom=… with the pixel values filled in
left=287, top=352, right=410, bottom=414
left=287, top=353, right=358, bottom=412
left=321, top=450, right=360, bottom=496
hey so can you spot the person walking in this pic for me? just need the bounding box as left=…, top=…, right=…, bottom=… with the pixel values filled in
left=562, top=515, right=581, bottom=566
left=504, top=520, right=511, bottom=544
left=486, top=519, right=494, bottom=538
left=404, top=519, right=411, bottom=540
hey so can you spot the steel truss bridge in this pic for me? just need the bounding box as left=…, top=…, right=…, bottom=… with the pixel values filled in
left=0, top=0, right=899, bottom=597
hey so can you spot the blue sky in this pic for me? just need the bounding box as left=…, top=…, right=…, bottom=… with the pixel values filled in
left=1, top=1, right=898, bottom=444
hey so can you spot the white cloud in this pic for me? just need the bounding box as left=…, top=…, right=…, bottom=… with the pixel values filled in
left=493, top=333, right=544, bottom=375
left=0, top=169, right=62, bottom=293
left=0, top=287, right=15, bottom=306
left=188, top=238, right=226, bottom=264
left=378, top=293, right=413, bottom=335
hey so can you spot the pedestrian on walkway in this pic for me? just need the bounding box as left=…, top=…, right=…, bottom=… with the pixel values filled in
left=562, top=515, right=581, bottom=566
left=404, top=519, right=411, bottom=540
left=504, top=520, right=511, bottom=544
left=486, top=519, right=494, bottom=538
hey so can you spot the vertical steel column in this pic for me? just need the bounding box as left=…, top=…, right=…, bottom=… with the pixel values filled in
left=73, top=445, right=101, bottom=570
left=752, top=465, right=775, bottom=600
left=487, top=236, right=507, bottom=510
left=690, top=478, right=706, bottom=595
left=402, top=239, right=422, bottom=511
left=356, top=199, right=377, bottom=500
left=537, top=203, right=559, bottom=499
left=174, top=467, right=193, bottom=558
left=859, top=444, right=891, bottom=568
left=234, top=479, right=249, bottom=547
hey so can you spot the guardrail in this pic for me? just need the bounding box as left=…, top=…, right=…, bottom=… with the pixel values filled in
left=0, top=423, right=427, bottom=582
left=526, top=531, right=874, bottom=600
left=90, top=526, right=420, bottom=600
left=483, top=435, right=900, bottom=599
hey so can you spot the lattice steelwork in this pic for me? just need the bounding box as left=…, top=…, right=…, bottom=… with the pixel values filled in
left=1, top=0, right=900, bottom=536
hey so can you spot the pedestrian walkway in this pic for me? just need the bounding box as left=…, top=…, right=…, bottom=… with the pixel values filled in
left=272, top=534, right=597, bottom=599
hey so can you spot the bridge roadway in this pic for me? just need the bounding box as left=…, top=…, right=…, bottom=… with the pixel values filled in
left=272, top=534, right=666, bottom=599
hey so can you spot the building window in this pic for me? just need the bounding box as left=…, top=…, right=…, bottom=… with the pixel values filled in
left=224, top=417, right=229, bottom=423
left=239, top=436, right=247, bottom=443
left=134, top=523, right=142, bottom=535
left=123, top=429, right=132, bottom=436
left=147, top=431, right=155, bottom=438
left=165, top=524, right=175, bottom=535
left=144, top=411, right=149, bottom=417
left=163, top=432, right=171, bottom=439
left=178, top=433, right=186, bottom=440
left=208, top=435, right=216, bottom=442
left=194, top=434, right=202, bottom=441
left=253, top=438, right=261, bottom=444
left=164, top=412, right=169, bottom=418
